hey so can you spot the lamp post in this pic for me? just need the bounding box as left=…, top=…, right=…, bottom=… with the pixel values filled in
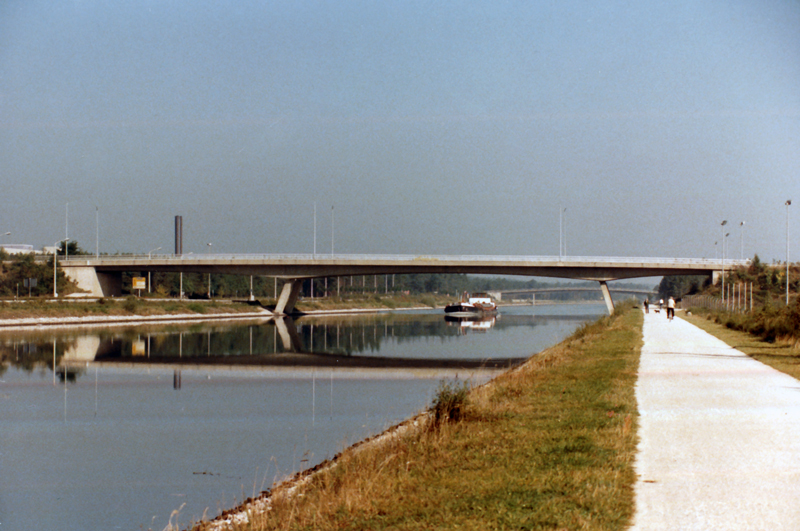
left=724, top=232, right=730, bottom=306
left=739, top=221, right=745, bottom=260
left=559, top=207, right=567, bottom=259
left=1, top=232, right=10, bottom=255
left=207, top=243, right=212, bottom=299
left=65, top=203, right=69, bottom=261
left=147, top=247, right=162, bottom=293
left=786, top=200, right=792, bottom=305
left=720, top=220, right=727, bottom=303
left=53, top=238, right=68, bottom=298
left=313, top=202, right=317, bottom=257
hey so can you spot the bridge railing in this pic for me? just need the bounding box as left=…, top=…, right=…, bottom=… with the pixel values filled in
left=60, top=253, right=751, bottom=267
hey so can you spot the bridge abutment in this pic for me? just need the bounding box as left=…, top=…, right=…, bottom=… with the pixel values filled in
left=63, top=266, right=122, bottom=298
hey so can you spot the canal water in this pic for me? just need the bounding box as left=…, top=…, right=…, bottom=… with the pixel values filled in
left=0, top=304, right=605, bottom=531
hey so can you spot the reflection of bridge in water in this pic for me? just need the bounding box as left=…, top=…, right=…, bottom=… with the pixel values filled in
left=22, top=313, right=572, bottom=373
left=1, top=310, right=602, bottom=383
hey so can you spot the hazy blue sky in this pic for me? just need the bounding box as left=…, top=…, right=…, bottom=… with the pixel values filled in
left=1, top=1, right=798, bottom=261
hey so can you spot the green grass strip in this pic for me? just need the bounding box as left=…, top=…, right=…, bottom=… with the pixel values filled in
left=683, top=310, right=800, bottom=381
left=212, top=303, right=642, bottom=531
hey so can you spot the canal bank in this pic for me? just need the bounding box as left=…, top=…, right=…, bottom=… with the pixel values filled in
left=190, top=302, right=642, bottom=531
left=0, top=293, right=452, bottom=328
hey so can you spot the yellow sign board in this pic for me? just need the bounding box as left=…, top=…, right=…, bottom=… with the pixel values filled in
left=132, top=277, right=147, bottom=290
left=132, top=340, right=146, bottom=356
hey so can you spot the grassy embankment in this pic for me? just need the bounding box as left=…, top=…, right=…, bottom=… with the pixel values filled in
left=683, top=309, right=800, bottom=381
left=194, top=302, right=642, bottom=531
left=0, top=293, right=453, bottom=321
left=0, top=298, right=260, bottom=320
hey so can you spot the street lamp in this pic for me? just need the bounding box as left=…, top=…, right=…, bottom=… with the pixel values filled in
left=724, top=232, right=730, bottom=305
left=0, top=232, right=10, bottom=256
left=740, top=221, right=745, bottom=260
left=207, top=243, right=212, bottom=298
left=53, top=238, right=68, bottom=298
left=147, top=247, right=162, bottom=293
left=786, top=200, right=792, bottom=305
left=721, top=220, right=727, bottom=302
left=560, top=207, right=567, bottom=260
left=313, top=202, right=317, bottom=257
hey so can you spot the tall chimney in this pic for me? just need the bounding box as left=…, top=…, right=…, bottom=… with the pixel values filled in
left=175, top=216, right=183, bottom=256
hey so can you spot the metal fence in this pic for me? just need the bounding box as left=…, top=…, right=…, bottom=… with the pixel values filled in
left=683, top=283, right=755, bottom=314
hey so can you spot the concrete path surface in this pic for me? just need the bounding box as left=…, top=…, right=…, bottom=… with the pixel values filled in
left=631, top=312, right=800, bottom=530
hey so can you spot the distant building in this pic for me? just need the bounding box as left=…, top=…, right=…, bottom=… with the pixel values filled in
left=1, top=244, right=34, bottom=255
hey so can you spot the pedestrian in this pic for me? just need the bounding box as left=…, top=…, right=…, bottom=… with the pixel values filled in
left=658, top=299, right=663, bottom=313
left=644, top=299, right=649, bottom=314
left=667, top=296, right=675, bottom=320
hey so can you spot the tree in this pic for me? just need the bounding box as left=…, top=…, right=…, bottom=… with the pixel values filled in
left=57, top=240, right=89, bottom=256
left=657, top=275, right=708, bottom=300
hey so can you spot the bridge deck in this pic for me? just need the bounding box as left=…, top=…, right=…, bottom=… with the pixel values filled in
left=62, top=254, right=744, bottom=282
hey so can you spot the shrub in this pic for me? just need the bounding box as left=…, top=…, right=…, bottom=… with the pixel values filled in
left=431, top=379, right=469, bottom=426
left=122, top=297, right=138, bottom=313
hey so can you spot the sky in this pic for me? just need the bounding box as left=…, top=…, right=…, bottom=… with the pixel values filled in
left=1, top=0, right=798, bottom=261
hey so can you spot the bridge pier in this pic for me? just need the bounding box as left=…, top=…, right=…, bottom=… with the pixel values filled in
left=599, top=281, right=615, bottom=315
left=274, top=279, right=303, bottom=315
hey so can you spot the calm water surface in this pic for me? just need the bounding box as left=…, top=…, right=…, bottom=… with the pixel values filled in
left=0, top=304, right=604, bottom=530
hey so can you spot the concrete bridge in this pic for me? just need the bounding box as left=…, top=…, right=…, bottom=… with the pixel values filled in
left=61, top=254, right=746, bottom=315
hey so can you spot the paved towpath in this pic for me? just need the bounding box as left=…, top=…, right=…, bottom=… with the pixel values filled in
left=631, top=312, right=800, bottom=530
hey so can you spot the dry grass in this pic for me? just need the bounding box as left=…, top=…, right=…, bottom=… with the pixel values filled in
left=683, top=310, right=800, bottom=381
left=0, top=299, right=261, bottom=320
left=193, top=303, right=643, bottom=531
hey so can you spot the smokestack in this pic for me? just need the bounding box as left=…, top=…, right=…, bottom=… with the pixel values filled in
left=175, top=216, right=183, bottom=256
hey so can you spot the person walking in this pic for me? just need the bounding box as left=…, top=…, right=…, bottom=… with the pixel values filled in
left=644, top=299, right=649, bottom=314
left=667, top=296, right=675, bottom=320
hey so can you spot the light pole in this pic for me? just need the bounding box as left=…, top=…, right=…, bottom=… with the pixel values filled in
left=65, top=203, right=69, bottom=261
left=207, top=243, right=212, bottom=299
left=724, top=232, right=730, bottom=304
left=720, top=220, right=727, bottom=303
left=786, top=200, right=791, bottom=305
left=1, top=231, right=10, bottom=255
left=739, top=221, right=745, bottom=260
left=331, top=205, right=335, bottom=255
left=53, top=238, right=68, bottom=298
left=559, top=207, right=567, bottom=259
left=147, top=247, right=162, bottom=293
left=313, top=202, right=317, bottom=257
